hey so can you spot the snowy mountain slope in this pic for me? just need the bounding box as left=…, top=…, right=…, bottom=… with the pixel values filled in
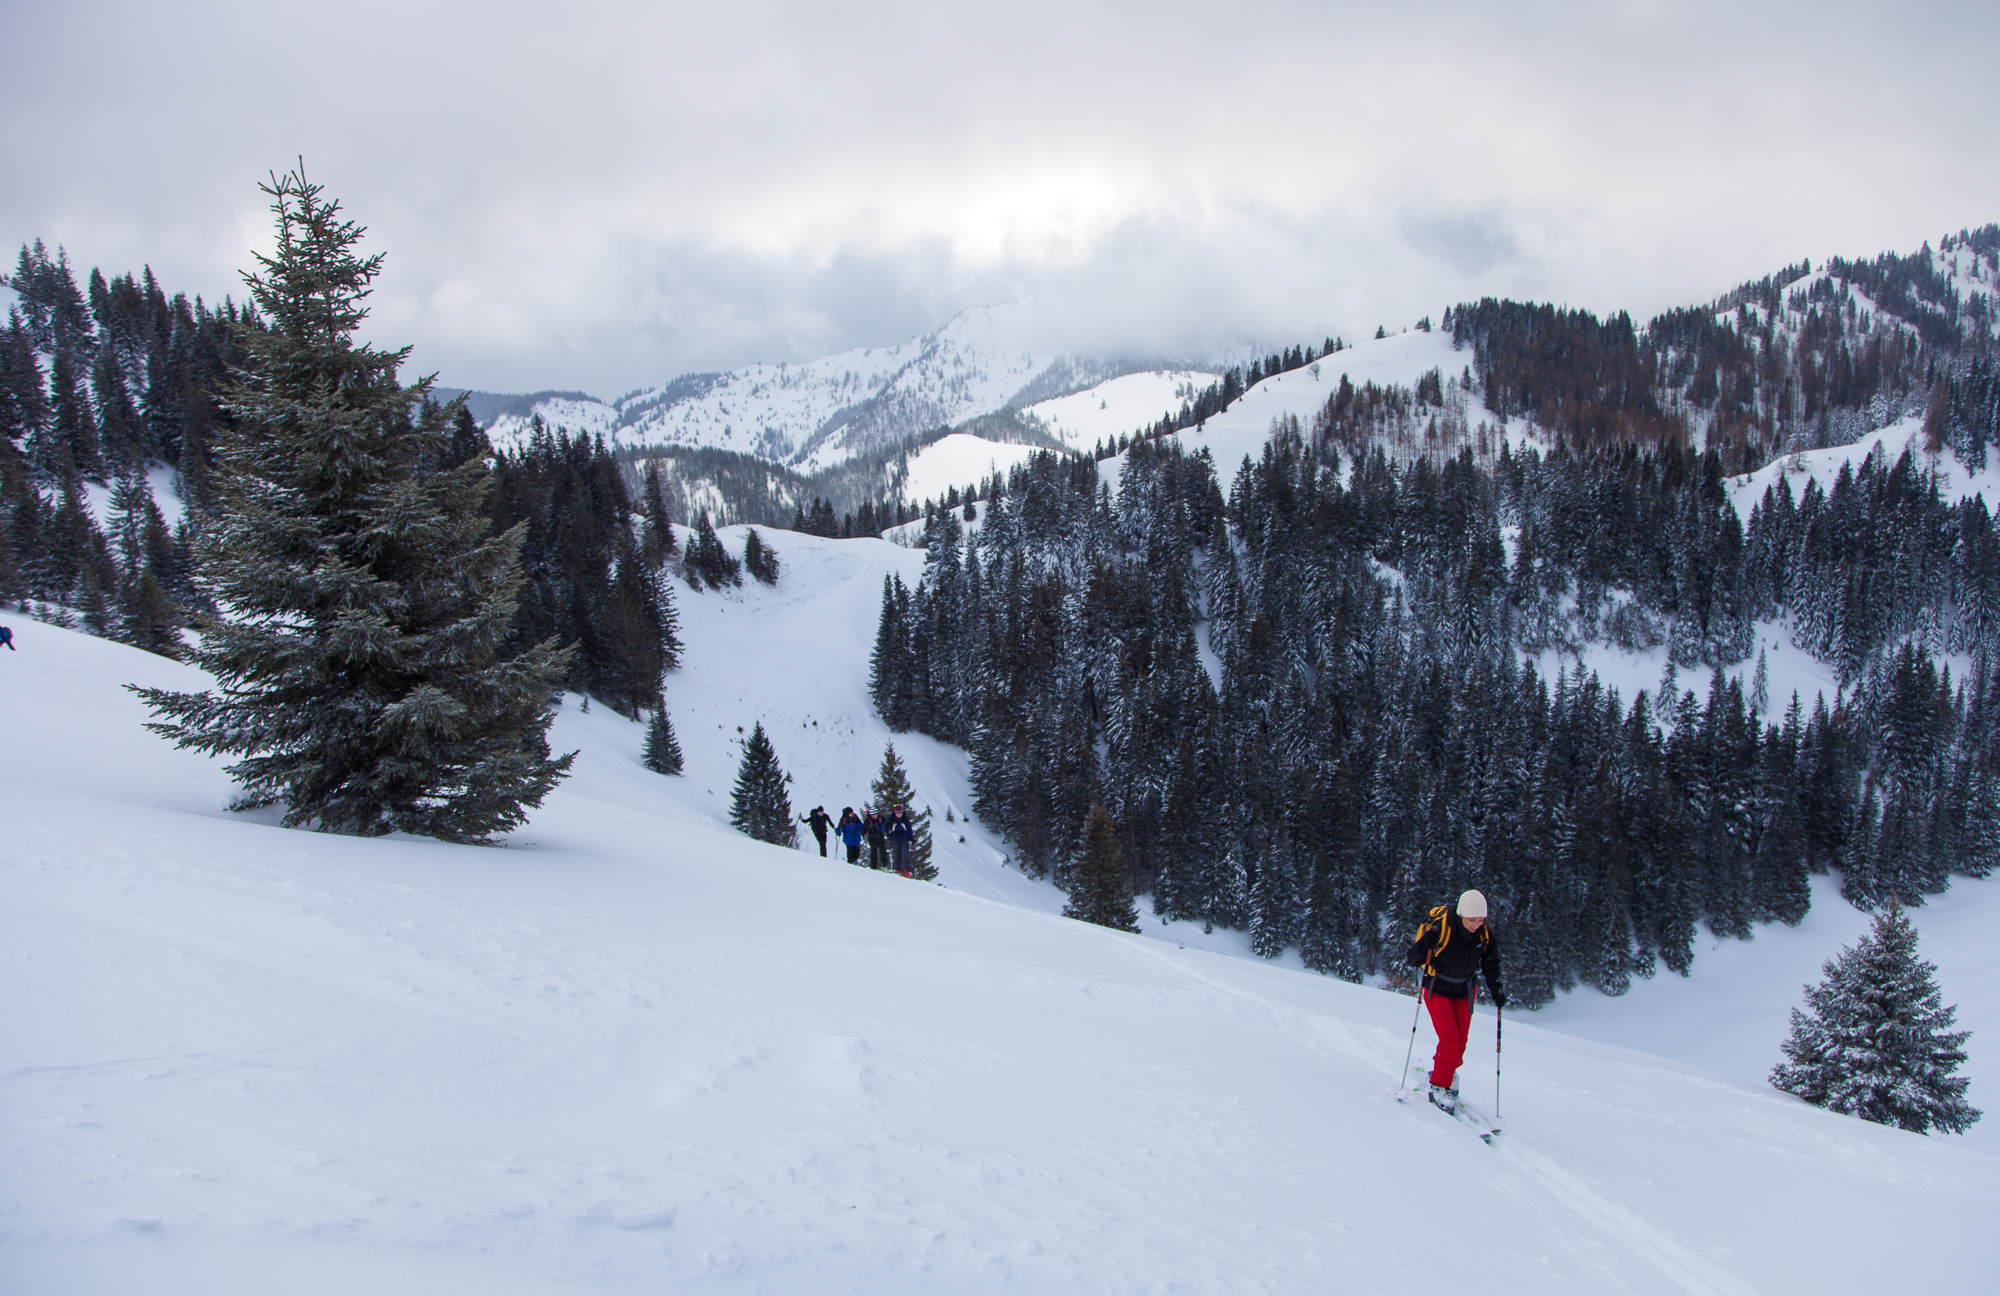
left=1160, top=328, right=1470, bottom=476
left=1725, top=413, right=2000, bottom=519
left=480, top=306, right=1179, bottom=474
left=1020, top=368, right=1217, bottom=451
left=898, top=363, right=1226, bottom=507
left=898, top=432, right=1048, bottom=509
left=1710, top=239, right=2000, bottom=365
left=1659, top=236, right=2000, bottom=451
left=5, top=546, right=1999, bottom=1293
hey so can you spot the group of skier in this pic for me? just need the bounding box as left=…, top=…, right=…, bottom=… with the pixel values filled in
left=801, top=803, right=917, bottom=875
left=0, top=542, right=1509, bottom=1127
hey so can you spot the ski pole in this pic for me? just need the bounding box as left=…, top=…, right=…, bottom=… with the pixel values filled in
left=1399, top=981, right=1427, bottom=1096
left=1494, top=1001, right=1504, bottom=1119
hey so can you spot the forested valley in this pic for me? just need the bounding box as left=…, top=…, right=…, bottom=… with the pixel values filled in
left=7, top=227, right=2000, bottom=1001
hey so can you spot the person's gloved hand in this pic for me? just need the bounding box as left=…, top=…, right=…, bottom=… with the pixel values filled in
left=1490, top=990, right=1508, bottom=1010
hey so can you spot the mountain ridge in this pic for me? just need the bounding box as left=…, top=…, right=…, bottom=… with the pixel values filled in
left=471, top=303, right=1208, bottom=474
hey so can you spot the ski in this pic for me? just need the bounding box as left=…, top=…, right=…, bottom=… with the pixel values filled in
left=1396, top=1065, right=1500, bottom=1144
left=1442, top=1093, right=1501, bottom=1144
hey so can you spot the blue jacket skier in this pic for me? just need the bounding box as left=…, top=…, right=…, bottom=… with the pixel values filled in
left=836, top=808, right=866, bottom=864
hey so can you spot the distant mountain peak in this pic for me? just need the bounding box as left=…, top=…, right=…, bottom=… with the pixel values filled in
left=477, top=303, right=1189, bottom=472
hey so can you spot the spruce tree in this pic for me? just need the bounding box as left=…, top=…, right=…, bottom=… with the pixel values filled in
left=869, top=574, right=912, bottom=730
left=729, top=721, right=796, bottom=845
left=132, top=168, right=573, bottom=841
left=870, top=742, right=935, bottom=879
left=1770, top=905, right=1980, bottom=1134
left=685, top=510, right=741, bottom=589
left=643, top=707, right=684, bottom=775
left=640, top=460, right=679, bottom=563
left=1064, top=802, right=1141, bottom=932
left=744, top=526, right=780, bottom=584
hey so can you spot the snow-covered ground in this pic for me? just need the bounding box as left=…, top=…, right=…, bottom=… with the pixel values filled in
left=5, top=520, right=1997, bottom=1293
left=1020, top=369, right=1217, bottom=451
left=1535, top=873, right=1998, bottom=1144
left=897, top=433, right=1048, bottom=509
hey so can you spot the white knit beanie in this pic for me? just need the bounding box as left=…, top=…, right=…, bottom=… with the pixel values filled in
left=1458, top=889, right=1488, bottom=918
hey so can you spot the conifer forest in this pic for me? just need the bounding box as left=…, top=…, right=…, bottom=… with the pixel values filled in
left=868, top=229, right=2000, bottom=1003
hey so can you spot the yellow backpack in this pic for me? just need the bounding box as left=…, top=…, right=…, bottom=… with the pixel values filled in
left=1414, top=903, right=1489, bottom=973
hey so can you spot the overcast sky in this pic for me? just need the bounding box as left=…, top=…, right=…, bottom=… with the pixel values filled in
left=6, top=0, right=1997, bottom=396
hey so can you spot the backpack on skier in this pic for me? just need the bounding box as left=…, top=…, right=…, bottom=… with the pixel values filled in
left=1411, top=904, right=1491, bottom=973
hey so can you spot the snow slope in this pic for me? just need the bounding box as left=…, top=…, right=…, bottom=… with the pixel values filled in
left=898, top=433, right=1047, bottom=509
left=1021, top=369, right=1217, bottom=451
left=1725, top=414, right=2000, bottom=519
left=5, top=535, right=1998, bottom=1293
left=1160, top=329, right=1469, bottom=477
left=1535, top=872, right=2000, bottom=1152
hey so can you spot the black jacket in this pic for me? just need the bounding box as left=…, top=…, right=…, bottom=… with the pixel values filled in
left=1405, top=907, right=1504, bottom=1004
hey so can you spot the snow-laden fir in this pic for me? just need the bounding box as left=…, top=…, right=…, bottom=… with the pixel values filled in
left=4, top=514, right=1996, bottom=1292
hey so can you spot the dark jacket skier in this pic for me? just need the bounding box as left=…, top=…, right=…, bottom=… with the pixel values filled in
left=1405, top=889, right=1506, bottom=1111
left=864, top=809, right=888, bottom=870
left=836, top=808, right=866, bottom=864
left=803, top=805, right=832, bottom=856
left=0, top=625, right=13, bottom=650
left=886, top=805, right=916, bottom=874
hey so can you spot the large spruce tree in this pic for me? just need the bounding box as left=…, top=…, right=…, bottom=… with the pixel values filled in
left=133, top=168, right=573, bottom=842
left=1770, top=905, right=1980, bottom=1135
left=729, top=722, right=796, bottom=845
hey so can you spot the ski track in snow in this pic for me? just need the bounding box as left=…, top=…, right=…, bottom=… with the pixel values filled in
left=1495, top=1140, right=1763, bottom=1296
left=1149, top=944, right=1767, bottom=1296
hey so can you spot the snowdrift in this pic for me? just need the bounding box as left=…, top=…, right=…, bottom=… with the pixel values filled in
left=3, top=543, right=1997, bottom=1293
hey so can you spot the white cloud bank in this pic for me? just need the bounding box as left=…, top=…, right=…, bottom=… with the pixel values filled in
left=5, top=0, right=1996, bottom=393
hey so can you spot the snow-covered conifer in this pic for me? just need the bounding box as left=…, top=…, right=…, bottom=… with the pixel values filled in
left=643, top=708, right=684, bottom=776
left=870, top=742, right=934, bottom=879
left=729, top=721, right=796, bottom=846
left=743, top=527, right=779, bottom=585
left=132, top=168, right=573, bottom=841
left=640, top=461, right=678, bottom=562
left=1770, top=904, right=1980, bottom=1135
left=685, top=511, right=741, bottom=589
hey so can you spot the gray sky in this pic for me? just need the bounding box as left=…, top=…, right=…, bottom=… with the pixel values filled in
left=6, top=0, right=1997, bottom=396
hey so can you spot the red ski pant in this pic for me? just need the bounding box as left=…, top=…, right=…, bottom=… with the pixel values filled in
left=1426, top=990, right=1475, bottom=1089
